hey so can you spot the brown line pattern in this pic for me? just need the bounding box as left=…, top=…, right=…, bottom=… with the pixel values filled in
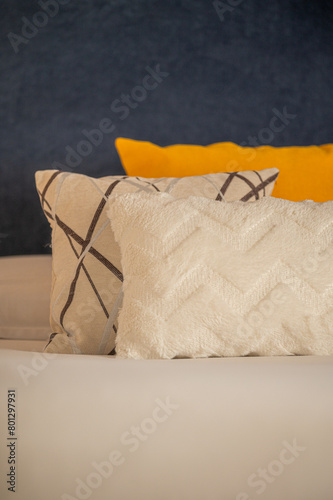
left=83, top=180, right=121, bottom=252
left=241, top=172, right=279, bottom=202
left=40, top=170, right=62, bottom=210
left=59, top=230, right=111, bottom=329
left=44, top=332, right=59, bottom=350
left=252, top=170, right=265, bottom=197
left=37, top=188, right=53, bottom=215
left=215, top=171, right=277, bottom=202
left=40, top=175, right=122, bottom=269
left=135, top=176, right=161, bottom=192
left=215, top=172, right=238, bottom=201
left=231, top=172, right=261, bottom=200
left=60, top=231, right=110, bottom=331
left=42, top=208, right=54, bottom=222
left=58, top=180, right=123, bottom=332
left=55, top=215, right=123, bottom=281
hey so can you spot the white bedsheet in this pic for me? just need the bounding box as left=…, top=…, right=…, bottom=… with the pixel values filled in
left=0, top=350, right=333, bottom=500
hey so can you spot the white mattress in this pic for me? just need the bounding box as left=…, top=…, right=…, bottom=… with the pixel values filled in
left=0, top=349, right=332, bottom=500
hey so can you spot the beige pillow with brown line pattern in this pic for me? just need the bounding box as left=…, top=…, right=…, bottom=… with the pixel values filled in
left=35, top=168, right=279, bottom=354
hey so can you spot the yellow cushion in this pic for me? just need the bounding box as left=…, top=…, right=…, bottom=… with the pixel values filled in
left=116, top=138, right=333, bottom=202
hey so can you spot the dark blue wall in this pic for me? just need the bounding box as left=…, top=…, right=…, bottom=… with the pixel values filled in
left=1, top=0, right=333, bottom=256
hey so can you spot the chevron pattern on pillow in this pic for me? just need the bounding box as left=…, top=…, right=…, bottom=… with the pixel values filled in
left=35, top=168, right=278, bottom=354
left=108, top=193, right=333, bottom=359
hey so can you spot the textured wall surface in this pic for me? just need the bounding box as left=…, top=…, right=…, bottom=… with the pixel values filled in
left=1, top=0, right=333, bottom=256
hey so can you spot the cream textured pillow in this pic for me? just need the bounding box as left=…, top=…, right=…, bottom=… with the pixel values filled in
left=35, top=168, right=278, bottom=354
left=108, top=193, right=333, bottom=359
